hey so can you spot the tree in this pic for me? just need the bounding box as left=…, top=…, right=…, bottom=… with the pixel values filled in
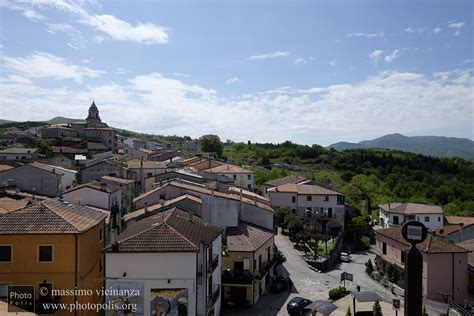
left=199, top=134, right=223, bottom=157
left=372, top=299, right=383, bottom=316
left=33, top=138, right=54, bottom=155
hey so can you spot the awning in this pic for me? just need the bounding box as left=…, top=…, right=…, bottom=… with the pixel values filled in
left=305, top=300, right=337, bottom=315
left=352, top=291, right=381, bottom=303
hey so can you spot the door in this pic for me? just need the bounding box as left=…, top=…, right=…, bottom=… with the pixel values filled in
left=327, top=207, right=333, bottom=218
left=229, top=287, right=247, bottom=306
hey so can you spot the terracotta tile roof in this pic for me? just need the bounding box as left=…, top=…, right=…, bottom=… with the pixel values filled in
left=87, top=142, right=107, bottom=150
left=226, top=222, right=274, bottom=252
left=124, top=194, right=202, bottom=222
left=53, top=147, right=88, bottom=154
left=227, top=187, right=269, bottom=204
left=0, top=164, right=14, bottom=172
left=0, top=147, right=37, bottom=154
left=445, top=216, right=474, bottom=226
left=433, top=224, right=473, bottom=236
left=379, top=203, right=443, bottom=215
left=100, top=175, right=135, bottom=185
left=105, top=207, right=222, bottom=253
left=0, top=197, right=30, bottom=214
left=127, top=159, right=167, bottom=169
left=64, top=181, right=119, bottom=194
left=376, top=227, right=468, bottom=254
left=267, top=183, right=340, bottom=195
left=0, top=199, right=106, bottom=234
left=29, top=161, right=65, bottom=175
left=134, top=181, right=275, bottom=213
left=205, top=164, right=253, bottom=174
left=264, top=176, right=307, bottom=187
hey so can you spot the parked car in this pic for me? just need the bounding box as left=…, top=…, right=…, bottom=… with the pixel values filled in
left=270, top=275, right=291, bottom=293
left=286, top=296, right=312, bottom=315
left=339, top=252, right=351, bottom=262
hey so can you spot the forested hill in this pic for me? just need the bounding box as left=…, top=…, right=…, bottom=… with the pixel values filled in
left=328, top=133, right=474, bottom=161
left=223, top=141, right=474, bottom=217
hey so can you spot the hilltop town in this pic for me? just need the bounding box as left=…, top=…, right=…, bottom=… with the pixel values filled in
left=0, top=102, right=473, bottom=315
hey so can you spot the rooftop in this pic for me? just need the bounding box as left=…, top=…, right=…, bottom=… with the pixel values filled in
left=445, top=216, right=474, bottom=226
left=457, top=239, right=474, bottom=267
left=433, top=224, right=473, bottom=237
left=100, top=175, right=135, bottom=185
left=0, top=147, right=37, bottom=154
left=267, top=183, right=340, bottom=195
left=264, top=175, right=307, bottom=187
left=104, top=207, right=222, bottom=253
left=0, top=164, right=14, bottom=172
left=0, top=197, right=30, bottom=214
left=226, top=222, right=274, bottom=252
left=64, top=182, right=119, bottom=195
left=127, top=159, right=167, bottom=169
left=0, top=199, right=106, bottom=234
left=28, top=161, right=65, bottom=175
left=376, top=227, right=469, bottom=254
left=379, top=203, right=444, bottom=215
left=134, top=180, right=274, bottom=213
left=205, top=164, right=253, bottom=174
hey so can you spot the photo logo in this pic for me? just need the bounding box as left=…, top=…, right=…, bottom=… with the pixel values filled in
left=8, top=285, right=35, bottom=313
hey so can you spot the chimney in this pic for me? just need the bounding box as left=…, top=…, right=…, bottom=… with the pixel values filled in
left=459, top=223, right=464, bottom=242
left=388, top=203, right=391, bottom=210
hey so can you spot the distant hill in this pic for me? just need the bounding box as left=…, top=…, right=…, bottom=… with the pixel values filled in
left=329, top=133, right=474, bottom=161
left=46, top=117, right=78, bottom=124
left=0, top=119, right=17, bottom=125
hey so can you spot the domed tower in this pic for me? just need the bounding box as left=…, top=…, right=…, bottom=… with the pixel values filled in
left=86, top=100, right=101, bottom=122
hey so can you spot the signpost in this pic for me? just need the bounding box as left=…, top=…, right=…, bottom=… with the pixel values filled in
left=393, top=298, right=401, bottom=316
left=340, top=272, right=353, bottom=287
left=401, top=221, right=428, bottom=316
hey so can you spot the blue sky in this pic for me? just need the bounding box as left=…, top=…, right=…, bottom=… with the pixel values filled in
left=0, top=0, right=472, bottom=145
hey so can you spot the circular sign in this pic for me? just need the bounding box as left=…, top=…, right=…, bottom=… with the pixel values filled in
left=401, top=220, right=428, bottom=244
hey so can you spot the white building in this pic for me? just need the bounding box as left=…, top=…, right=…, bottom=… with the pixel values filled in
left=203, top=164, right=254, bottom=191
left=267, top=183, right=345, bottom=223
left=63, top=181, right=121, bottom=210
left=104, top=207, right=223, bottom=316
left=378, top=202, right=444, bottom=229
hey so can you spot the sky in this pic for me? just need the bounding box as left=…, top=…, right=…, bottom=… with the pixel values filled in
left=0, top=0, right=472, bottom=146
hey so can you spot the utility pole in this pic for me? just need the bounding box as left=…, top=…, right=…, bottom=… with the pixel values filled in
left=402, top=221, right=428, bottom=316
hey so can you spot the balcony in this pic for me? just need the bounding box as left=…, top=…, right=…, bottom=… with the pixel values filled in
left=207, top=254, right=219, bottom=274
left=222, top=271, right=253, bottom=285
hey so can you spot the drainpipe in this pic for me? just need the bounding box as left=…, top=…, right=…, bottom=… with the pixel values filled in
left=74, top=234, right=78, bottom=316
left=252, top=251, right=255, bottom=306
left=452, top=253, right=455, bottom=301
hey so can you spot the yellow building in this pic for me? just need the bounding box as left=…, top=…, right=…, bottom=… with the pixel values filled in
left=222, top=222, right=275, bottom=306
left=0, top=198, right=106, bottom=315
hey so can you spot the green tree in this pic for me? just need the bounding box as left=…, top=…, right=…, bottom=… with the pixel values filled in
left=33, top=138, right=54, bottom=155
left=372, top=299, right=383, bottom=316
left=199, top=134, right=223, bottom=157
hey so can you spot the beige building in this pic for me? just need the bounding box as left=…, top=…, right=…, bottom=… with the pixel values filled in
left=203, top=164, right=255, bottom=191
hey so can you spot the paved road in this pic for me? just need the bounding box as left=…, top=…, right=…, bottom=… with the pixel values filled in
left=223, top=230, right=404, bottom=315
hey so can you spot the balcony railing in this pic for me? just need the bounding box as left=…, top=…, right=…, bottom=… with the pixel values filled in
left=207, top=254, right=219, bottom=273
left=207, top=285, right=220, bottom=310
left=222, top=272, right=253, bottom=285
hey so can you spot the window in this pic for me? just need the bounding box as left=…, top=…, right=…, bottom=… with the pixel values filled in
left=324, top=196, right=329, bottom=201
left=401, top=250, right=405, bottom=264
left=99, top=228, right=103, bottom=242
left=382, top=242, right=387, bottom=255
left=232, top=175, right=237, bottom=180
left=0, top=246, right=12, bottom=262
left=307, top=196, right=312, bottom=201
left=424, top=216, right=430, bottom=222
left=247, top=174, right=251, bottom=180
left=393, top=216, right=399, bottom=225
left=306, top=209, right=312, bottom=218
left=38, top=245, right=53, bottom=262
left=291, top=196, right=296, bottom=203
left=438, top=217, right=441, bottom=222
left=291, top=208, right=296, bottom=214
left=247, top=184, right=252, bottom=190
left=147, top=173, right=152, bottom=177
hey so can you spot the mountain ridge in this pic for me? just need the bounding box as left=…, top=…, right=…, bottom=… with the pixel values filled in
left=328, top=133, right=474, bottom=161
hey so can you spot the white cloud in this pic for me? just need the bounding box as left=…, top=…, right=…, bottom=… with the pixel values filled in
left=0, top=66, right=472, bottom=146
left=46, top=23, right=86, bottom=49
left=294, top=58, right=307, bottom=65
left=22, top=9, right=45, bottom=21
left=1, top=0, right=170, bottom=45
left=328, top=60, right=336, bottom=67
left=369, top=50, right=383, bottom=65
left=448, top=21, right=464, bottom=36
left=385, top=49, right=401, bottom=63
left=249, top=51, right=290, bottom=60
left=82, top=14, right=169, bottom=44
left=347, top=32, right=384, bottom=39
left=433, top=27, right=442, bottom=34
left=404, top=27, right=424, bottom=34
left=2, top=51, right=105, bottom=83
left=226, top=77, right=241, bottom=85
left=172, top=73, right=190, bottom=78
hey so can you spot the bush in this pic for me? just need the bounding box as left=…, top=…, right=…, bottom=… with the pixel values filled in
left=360, top=235, right=371, bottom=249
left=328, top=286, right=347, bottom=300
